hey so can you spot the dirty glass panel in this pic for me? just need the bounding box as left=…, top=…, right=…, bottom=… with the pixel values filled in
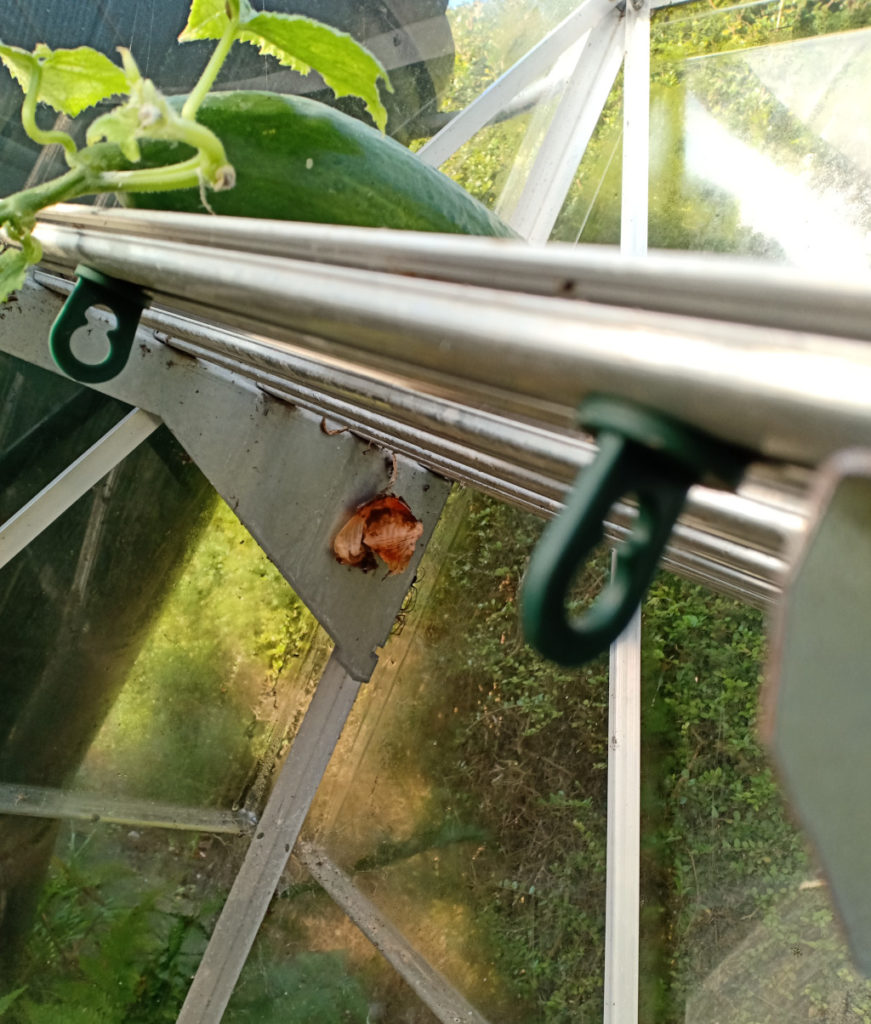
left=552, top=0, right=871, bottom=260
left=302, top=490, right=610, bottom=1024
left=638, top=572, right=871, bottom=1022
left=3, top=818, right=249, bottom=1021
left=73, top=497, right=328, bottom=812
left=227, top=874, right=443, bottom=1024
left=0, top=351, right=330, bottom=1001
left=547, top=68, right=623, bottom=245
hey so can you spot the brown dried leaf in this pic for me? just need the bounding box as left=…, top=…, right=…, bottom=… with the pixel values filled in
left=333, top=495, right=423, bottom=575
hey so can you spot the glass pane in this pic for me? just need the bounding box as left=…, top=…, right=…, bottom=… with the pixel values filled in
left=6, top=818, right=247, bottom=1021
left=436, top=0, right=589, bottom=211
left=639, top=572, right=871, bottom=1022
left=227, top=880, right=442, bottom=1024
left=646, top=1, right=871, bottom=267
left=0, top=352, right=331, bottom=1001
left=552, top=0, right=871, bottom=255
left=303, top=490, right=610, bottom=1024
left=75, top=497, right=327, bottom=812
left=548, top=70, right=623, bottom=245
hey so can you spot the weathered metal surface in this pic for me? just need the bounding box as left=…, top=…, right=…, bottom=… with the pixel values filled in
left=13, top=270, right=806, bottom=611
left=27, top=219, right=871, bottom=474
left=3, top=278, right=450, bottom=680
left=0, top=782, right=254, bottom=835
left=763, top=449, right=871, bottom=977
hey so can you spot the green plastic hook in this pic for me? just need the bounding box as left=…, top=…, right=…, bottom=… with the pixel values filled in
left=521, top=395, right=751, bottom=666
left=49, top=265, right=149, bottom=383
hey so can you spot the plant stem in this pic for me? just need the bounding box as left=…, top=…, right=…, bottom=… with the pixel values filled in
left=101, top=156, right=203, bottom=193
left=20, top=64, right=77, bottom=163
left=182, top=18, right=239, bottom=120
left=156, top=117, right=231, bottom=184
left=0, top=164, right=94, bottom=228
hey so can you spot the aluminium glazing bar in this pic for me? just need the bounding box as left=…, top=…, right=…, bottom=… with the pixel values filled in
left=0, top=782, right=255, bottom=835
left=603, top=605, right=642, bottom=1024
left=620, top=0, right=650, bottom=255
left=37, top=207, right=871, bottom=344
left=177, top=652, right=362, bottom=1024
left=298, top=843, right=493, bottom=1024
left=0, top=407, right=160, bottom=570
left=416, top=0, right=617, bottom=167
left=29, top=221, right=871, bottom=470
left=510, top=16, right=624, bottom=243
left=603, top=6, right=649, bottom=1020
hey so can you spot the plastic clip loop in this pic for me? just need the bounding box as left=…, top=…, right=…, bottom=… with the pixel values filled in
left=49, top=265, right=149, bottom=383
left=521, top=395, right=751, bottom=666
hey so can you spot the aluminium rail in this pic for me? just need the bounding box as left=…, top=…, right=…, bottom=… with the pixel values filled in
left=15, top=205, right=871, bottom=603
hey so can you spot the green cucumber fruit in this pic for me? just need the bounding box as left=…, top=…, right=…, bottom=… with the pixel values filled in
left=123, top=91, right=517, bottom=239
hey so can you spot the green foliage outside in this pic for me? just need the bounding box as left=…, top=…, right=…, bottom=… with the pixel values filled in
left=397, top=490, right=871, bottom=1022
left=444, top=0, right=871, bottom=252
left=409, top=1, right=871, bottom=1019
left=415, top=494, right=610, bottom=1022
left=4, top=828, right=215, bottom=1023
left=225, top=952, right=369, bottom=1024
left=78, top=498, right=319, bottom=808
left=4, top=500, right=323, bottom=1022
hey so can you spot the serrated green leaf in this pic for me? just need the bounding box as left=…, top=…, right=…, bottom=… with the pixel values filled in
left=241, top=14, right=391, bottom=130
left=0, top=247, right=30, bottom=303
left=39, top=47, right=129, bottom=115
left=179, top=0, right=255, bottom=41
left=0, top=40, right=37, bottom=92
left=0, top=985, right=26, bottom=1013
left=0, top=42, right=127, bottom=115
left=178, top=3, right=390, bottom=131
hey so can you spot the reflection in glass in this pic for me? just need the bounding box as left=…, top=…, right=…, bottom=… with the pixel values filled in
left=0, top=350, right=329, bottom=1001
left=437, top=0, right=604, bottom=214
left=76, top=498, right=327, bottom=812
left=552, top=0, right=871, bottom=267
left=304, top=491, right=610, bottom=1024
left=649, top=7, right=871, bottom=268
left=227, top=877, right=441, bottom=1024
left=639, top=572, right=871, bottom=1022
left=8, top=819, right=248, bottom=1022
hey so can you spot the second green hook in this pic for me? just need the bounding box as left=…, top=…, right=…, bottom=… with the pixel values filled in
left=521, top=396, right=753, bottom=667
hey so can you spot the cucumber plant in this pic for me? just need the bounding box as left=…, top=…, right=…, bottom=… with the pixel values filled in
left=0, top=0, right=391, bottom=302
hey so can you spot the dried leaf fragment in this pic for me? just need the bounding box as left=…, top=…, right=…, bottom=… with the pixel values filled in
left=333, top=495, right=423, bottom=575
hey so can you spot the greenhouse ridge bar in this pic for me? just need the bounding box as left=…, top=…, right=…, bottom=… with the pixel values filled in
left=16, top=257, right=803, bottom=609
left=30, top=211, right=871, bottom=469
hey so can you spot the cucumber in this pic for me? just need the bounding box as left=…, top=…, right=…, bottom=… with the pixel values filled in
left=123, top=91, right=517, bottom=239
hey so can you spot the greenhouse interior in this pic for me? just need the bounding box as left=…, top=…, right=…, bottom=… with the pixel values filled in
left=1, top=0, right=871, bottom=1021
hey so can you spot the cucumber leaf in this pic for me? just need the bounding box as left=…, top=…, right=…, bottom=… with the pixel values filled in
left=179, top=1, right=391, bottom=131
left=0, top=42, right=128, bottom=116
left=179, top=0, right=241, bottom=42
left=0, top=987, right=26, bottom=1013
left=0, top=247, right=30, bottom=304
left=242, top=14, right=391, bottom=131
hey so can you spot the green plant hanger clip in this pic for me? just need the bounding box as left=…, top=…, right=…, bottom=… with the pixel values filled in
left=522, top=395, right=752, bottom=666
left=49, top=265, right=149, bottom=383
